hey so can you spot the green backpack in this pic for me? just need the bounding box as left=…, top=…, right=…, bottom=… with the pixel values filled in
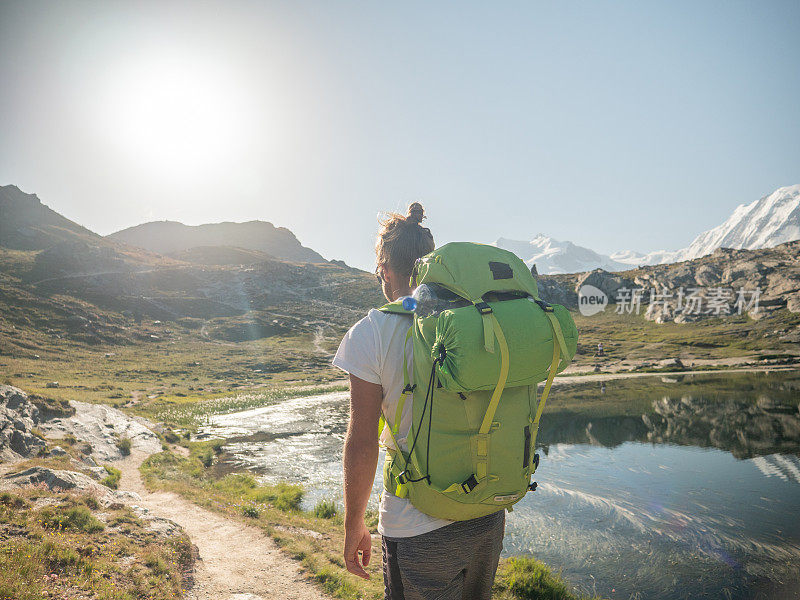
left=378, top=242, right=578, bottom=521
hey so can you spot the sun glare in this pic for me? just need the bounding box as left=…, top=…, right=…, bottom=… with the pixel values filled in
left=96, top=48, right=259, bottom=180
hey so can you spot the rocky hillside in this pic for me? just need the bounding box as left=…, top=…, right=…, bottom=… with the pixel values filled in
left=0, top=188, right=383, bottom=349
left=539, top=240, right=800, bottom=323
left=109, top=220, right=326, bottom=264
left=0, top=185, right=100, bottom=250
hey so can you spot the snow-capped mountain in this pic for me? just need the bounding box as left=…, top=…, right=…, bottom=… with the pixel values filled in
left=501, top=184, right=800, bottom=274
left=613, top=184, right=800, bottom=267
left=494, top=235, right=630, bottom=275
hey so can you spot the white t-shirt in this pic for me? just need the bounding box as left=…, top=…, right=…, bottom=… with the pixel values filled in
left=333, top=308, right=452, bottom=538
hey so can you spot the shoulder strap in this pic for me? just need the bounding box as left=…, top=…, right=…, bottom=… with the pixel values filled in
left=378, top=299, right=413, bottom=315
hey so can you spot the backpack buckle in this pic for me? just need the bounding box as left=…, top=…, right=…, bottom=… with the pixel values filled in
left=396, top=471, right=409, bottom=485
left=460, top=474, right=479, bottom=494
left=533, top=298, right=554, bottom=312
left=474, top=301, right=492, bottom=315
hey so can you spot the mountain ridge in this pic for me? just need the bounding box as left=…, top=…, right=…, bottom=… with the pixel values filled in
left=108, top=219, right=326, bottom=264
left=0, top=184, right=101, bottom=250
left=500, top=184, right=800, bottom=274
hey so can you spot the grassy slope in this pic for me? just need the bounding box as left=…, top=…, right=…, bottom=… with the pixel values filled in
left=567, top=308, right=800, bottom=372
left=0, top=484, right=193, bottom=600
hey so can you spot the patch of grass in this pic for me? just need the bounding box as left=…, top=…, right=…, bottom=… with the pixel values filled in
left=116, top=436, right=132, bottom=456
left=0, top=492, right=29, bottom=509
left=493, top=556, right=593, bottom=599
left=193, top=438, right=224, bottom=467
left=101, top=465, right=122, bottom=489
left=38, top=505, right=105, bottom=533
left=314, top=498, right=338, bottom=519
left=0, top=484, right=193, bottom=600
left=241, top=504, right=260, bottom=518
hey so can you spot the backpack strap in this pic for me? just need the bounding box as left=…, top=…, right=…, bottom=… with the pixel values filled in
left=530, top=305, right=567, bottom=449
left=378, top=299, right=412, bottom=315
left=375, top=314, right=415, bottom=498
left=472, top=298, right=566, bottom=483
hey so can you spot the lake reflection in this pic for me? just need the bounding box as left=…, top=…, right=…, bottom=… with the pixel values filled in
left=197, top=371, right=800, bottom=600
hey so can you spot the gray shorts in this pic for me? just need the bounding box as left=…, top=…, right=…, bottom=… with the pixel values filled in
left=381, top=510, right=505, bottom=600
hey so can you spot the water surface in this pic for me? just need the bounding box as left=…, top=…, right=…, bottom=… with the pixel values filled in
left=197, top=371, right=800, bottom=600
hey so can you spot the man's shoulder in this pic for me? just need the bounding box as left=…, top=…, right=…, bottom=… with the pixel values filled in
left=346, top=308, right=400, bottom=337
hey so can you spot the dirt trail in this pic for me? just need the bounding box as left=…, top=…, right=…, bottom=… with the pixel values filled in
left=118, top=450, right=330, bottom=600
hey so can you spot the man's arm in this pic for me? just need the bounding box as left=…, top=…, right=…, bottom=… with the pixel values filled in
left=342, top=373, right=382, bottom=580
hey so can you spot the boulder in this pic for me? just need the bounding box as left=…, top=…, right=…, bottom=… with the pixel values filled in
left=787, top=292, right=800, bottom=314
left=0, top=466, right=141, bottom=508
left=0, top=385, right=47, bottom=460
left=656, top=358, right=684, bottom=370
left=574, top=269, right=636, bottom=305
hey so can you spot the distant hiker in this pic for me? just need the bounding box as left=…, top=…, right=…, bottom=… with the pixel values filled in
left=597, top=342, right=604, bottom=356
left=334, top=203, right=577, bottom=599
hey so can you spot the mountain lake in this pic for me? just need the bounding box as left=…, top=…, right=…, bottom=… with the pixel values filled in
left=196, top=371, right=800, bottom=600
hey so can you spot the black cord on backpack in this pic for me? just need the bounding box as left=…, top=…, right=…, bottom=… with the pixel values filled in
left=404, top=358, right=438, bottom=485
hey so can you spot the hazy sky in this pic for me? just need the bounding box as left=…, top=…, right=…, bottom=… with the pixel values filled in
left=1, top=1, right=798, bottom=270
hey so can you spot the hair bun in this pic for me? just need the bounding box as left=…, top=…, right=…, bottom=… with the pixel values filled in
left=406, top=202, right=425, bottom=224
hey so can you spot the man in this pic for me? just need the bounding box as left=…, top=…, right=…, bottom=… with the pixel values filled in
left=333, top=203, right=504, bottom=599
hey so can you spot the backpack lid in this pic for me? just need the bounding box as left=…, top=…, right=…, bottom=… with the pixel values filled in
left=411, top=242, right=539, bottom=303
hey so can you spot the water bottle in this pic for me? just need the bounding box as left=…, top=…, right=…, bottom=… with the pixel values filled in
left=400, top=283, right=460, bottom=317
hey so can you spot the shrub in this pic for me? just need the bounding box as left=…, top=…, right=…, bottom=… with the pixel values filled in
left=0, top=492, right=28, bottom=509
left=314, top=498, right=338, bottom=519
left=143, top=552, right=170, bottom=576
left=493, top=557, right=576, bottom=600
left=101, top=465, right=121, bottom=489
left=39, top=505, right=105, bottom=533
left=197, top=447, right=214, bottom=467
left=116, top=436, right=132, bottom=456
left=81, top=495, right=100, bottom=510
left=242, top=505, right=260, bottom=518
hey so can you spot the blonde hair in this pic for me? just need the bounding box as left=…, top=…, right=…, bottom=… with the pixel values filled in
left=375, top=202, right=435, bottom=281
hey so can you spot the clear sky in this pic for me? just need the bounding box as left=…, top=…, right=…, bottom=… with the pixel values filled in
left=1, top=1, right=798, bottom=270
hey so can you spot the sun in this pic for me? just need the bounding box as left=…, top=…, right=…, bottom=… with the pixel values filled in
left=95, top=47, right=259, bottom=180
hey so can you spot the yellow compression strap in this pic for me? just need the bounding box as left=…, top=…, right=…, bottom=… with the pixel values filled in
left=543, top=308, right=569, bottom=371
left=479, top=314, right=509, bottom=435
left=472, top=314, right=510, bottom=481
left=530, top=312, right=565, bottom=449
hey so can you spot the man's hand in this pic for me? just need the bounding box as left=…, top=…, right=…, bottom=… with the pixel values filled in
left=343, top=519, right=372, bottom=579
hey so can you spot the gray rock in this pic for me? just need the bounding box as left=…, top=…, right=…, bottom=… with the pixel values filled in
left=2, top=466, right=98, bottom=491
left=787, top=292, right=800, bottom=313
left=85, top=466, right=111, bottom=481
left=39, top=400, right=161, bottom=461
left=0, top=385, right=46, bottom=460
left=0, top=466, right=141, bottom=507
left=574, top=269, right=636, bottom=304
left=49, top=445, right=67, bottom=456
left=657, top=358, right=684, bottom=370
